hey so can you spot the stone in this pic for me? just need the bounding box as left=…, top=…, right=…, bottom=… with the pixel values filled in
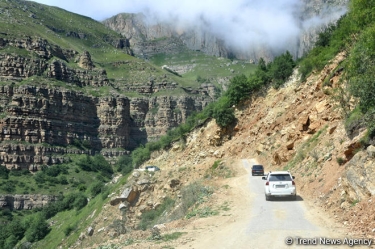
left=286, top=141, right=294, bottom=150
left=121, top=187, right=139, bottom=203
left=169, top=179, right=180, bottom=188
left=110, top=197, right=126, bottom=206
left=119, top=203, right=127, bottom=210
left=87, top=226, right=94, bottom=236
left=137, top=179, right=150, bottom=185
left=315, top=99, right=328, bottom=113
left=367, top=145, right=375, bottom=158
left=78, top=51, right=94, bottom=70
left=132, top=171, right=141, bottom=178
left=329, top=125, right=337, bottom=134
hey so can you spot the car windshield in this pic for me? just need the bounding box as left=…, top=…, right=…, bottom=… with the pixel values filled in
left=252, top=165, right=263, bottom=169
left=269, top=174, right=292, bottom=181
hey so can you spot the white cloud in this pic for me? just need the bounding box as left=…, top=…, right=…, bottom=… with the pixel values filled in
left=30, top=0, right=347, bottom=55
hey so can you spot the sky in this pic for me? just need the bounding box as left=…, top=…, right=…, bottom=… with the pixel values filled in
left=30, top=0, right=347, bottom=54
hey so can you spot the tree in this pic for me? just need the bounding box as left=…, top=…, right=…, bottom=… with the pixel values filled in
left=116, top=155, right=133, bottom=175
left=212, top=96, right=235, bottom=127
left=24, top=214, right=50, bottom=243
left=269, top=51, right=295, bottom=88
left=225, top=74, right=251, bottom=105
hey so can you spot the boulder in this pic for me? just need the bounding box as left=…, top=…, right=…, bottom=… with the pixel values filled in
left=121, top=187, right=139, bottom=203
left=169, top=179, right=181, bottom=188
left=367, top=145, right=375, bottom=158
left=87, top=227, right=94, bottom=236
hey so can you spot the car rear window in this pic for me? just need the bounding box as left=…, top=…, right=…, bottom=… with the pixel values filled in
left=269, top=174, right=292, bottom=181
left=252, top=165, right=264, bottom=169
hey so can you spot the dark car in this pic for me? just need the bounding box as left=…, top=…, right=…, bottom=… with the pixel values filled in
left=251, top=165, right=264, bottom=176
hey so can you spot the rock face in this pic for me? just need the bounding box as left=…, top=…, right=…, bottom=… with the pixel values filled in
left=102, top=13, right=231, bottom=60
left=103, top=0, right=349, bottom=61
left=342, top=145, right=375, bottom=202
left=0, top=84, right=210, bottom=169
left=129, top=95, right=210, bottom=147
left=0, top=194, right=58, bottom=210
left=0, top=34, right=214, bottom=169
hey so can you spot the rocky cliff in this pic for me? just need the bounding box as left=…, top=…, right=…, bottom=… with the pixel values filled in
left=0, top=35, right=215, bottom=170
left=103, top=0, right=349, bottom=62
left=0, top=82, right=212, bottom=170
left=0, top=194, right=58, bottom=210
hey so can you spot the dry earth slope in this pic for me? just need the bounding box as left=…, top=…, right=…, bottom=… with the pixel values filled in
left=75, top=52, right=375, bottom=248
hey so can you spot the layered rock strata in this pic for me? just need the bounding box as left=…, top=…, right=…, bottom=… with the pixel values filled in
left=0, top=84, right=211, bottom=169
left=0, top=194, right=58, bottom=210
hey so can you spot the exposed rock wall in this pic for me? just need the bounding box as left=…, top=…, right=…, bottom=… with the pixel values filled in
left=103, top=0, right=349, bottom=61
left=0, top=194, right=58, bottom=210
left=0, top=84, right=210, bottom=169
left=128, top=95, right=210, bottom=147
left=0, top=35, right=215, bottom=170
left=0, top=54, right=47, bottom=80
left=0, top=84, right=131, bottom=169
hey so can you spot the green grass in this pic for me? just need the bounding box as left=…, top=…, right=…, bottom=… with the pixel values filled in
left=161, top=232, right=186, bottom=241
left=31, top=171, right=130, bottom=249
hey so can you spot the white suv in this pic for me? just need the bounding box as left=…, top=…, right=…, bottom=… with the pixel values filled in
left=262, top=171, right=296, bottom=201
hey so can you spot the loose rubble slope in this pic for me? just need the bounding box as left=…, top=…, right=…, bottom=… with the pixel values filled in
left=74, top=52, right=375, bottom=248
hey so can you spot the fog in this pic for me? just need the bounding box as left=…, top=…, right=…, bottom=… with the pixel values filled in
left=32, top=0, right=347, bottom=54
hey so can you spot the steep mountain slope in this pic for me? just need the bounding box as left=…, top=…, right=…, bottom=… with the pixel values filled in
left=61, top=51, right=375, bottom=248
left=103, top=0, right=349, bottom=62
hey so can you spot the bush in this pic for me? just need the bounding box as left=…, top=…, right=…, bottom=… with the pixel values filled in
left=64, top=224, right=76, bottom=236
left=90, top=181, right=104, bottom=197
left=225, top=74, right=251, bottom=105
left=138, top=197, right=175, bottom=230
left=269, top=51, right=295, bottom=88
left=77, top=154, right=113, bottom=178
left=72, top=193, right=88, bottom=210
left=212, top=96, right=235, bottom=127
left=177, top=182, right=213, bottom=218
left=115, top=155, right=133, bottom=175
left=347, top=25, right=375, bottom=113
left=62, top=192, right=88, bottom=210
left=24, top=213, right=50, bottom=243
left=132, top=146, right=151, bottom=168
left=0, top=166, right=9, bottom=179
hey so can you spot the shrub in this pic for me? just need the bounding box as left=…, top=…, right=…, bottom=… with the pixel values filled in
left=115, top=155, right=133, bottom=175
left=64, top=224, right=76, bottom=236
left=138, top=197, right=175, bottom=230
left=132, top=146, right=151, bottom=168
left=178, top=182, right=213, bottom=217
left=212, top=96, right=235, bottom=127
left=24, top=213, right=50, bottom=243
left=90, top=181, right=104, bottom=197
left=269, top=51, right=295, bottom=88
left=0, top=166, right=9, bottom=179
left=212, top=160, right=220, bottom=170
left=72, top=193, right=88, bottom=210
left=225, top=74, right=251, bottom=105
left=337, top=157, right=346, bottom=165
left=77, top=154, right=113, bottom=178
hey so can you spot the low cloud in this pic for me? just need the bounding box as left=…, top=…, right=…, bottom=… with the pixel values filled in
left=32, top=0, right=348, bottom=54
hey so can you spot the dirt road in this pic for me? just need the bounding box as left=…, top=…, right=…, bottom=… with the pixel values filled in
left=179, top=159, right=355, bottom=249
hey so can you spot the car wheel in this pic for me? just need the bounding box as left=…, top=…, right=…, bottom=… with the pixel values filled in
left=265, top=194, right=270, bottom=201
left=293, top=194, right=297, bottom=200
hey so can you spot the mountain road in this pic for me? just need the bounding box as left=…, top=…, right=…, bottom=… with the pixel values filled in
left=179, top=159, right=356, bottom=249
